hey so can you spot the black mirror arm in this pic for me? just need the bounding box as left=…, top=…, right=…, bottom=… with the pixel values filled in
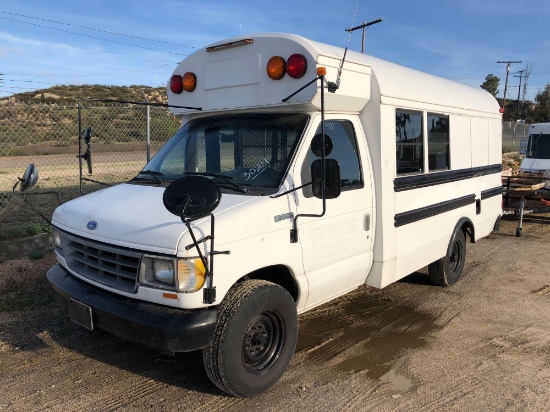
left=289, top=74, right=329, bottom=243
left=11, top=184, right=60, bottom=225
left=290, top=182, right=327, bottom=243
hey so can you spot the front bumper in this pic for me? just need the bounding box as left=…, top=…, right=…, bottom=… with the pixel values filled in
left=46, top=264, right=217, bottom=354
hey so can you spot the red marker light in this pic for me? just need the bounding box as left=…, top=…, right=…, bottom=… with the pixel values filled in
left=287, top=54, right=307, bottom=79
left=170, top=75, right=183, bottom=94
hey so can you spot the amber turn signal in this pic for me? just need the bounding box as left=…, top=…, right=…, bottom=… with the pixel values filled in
left=266, top=56, right=286, bottom=80
left=183, top=72, right=197, bottom=92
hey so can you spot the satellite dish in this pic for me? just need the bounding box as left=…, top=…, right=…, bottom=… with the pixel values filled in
left=19, top=164, right=39, bottom=192
left=163, top=176, right=221, bottom=219
left=310, top=133, right=333, bottom=157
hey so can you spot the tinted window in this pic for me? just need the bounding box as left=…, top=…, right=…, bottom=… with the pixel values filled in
left=308, top=120, right=362, bottom=189
left=427, top=113, right=450, bottom=170
left=396, top=110, right=423, bottom=174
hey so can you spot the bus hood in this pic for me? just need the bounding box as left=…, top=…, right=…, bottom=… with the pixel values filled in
left=51, top=183, right=254, bottom=255
left=520, top=157, right=550, bottom=172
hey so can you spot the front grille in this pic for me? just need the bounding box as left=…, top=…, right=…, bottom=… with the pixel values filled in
left=60, top=231, right=142, bottom=293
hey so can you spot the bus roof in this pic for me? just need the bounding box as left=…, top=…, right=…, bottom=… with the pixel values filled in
left=168, top=33, right=500, bottom=117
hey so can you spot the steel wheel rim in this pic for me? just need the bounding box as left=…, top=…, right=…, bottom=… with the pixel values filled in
left=449, top=238, right=463, bottom=274
left=242, top=310, right=285, bottom=375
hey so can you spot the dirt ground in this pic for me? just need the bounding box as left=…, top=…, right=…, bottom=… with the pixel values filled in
left=0, top=215, right=549, bottom=411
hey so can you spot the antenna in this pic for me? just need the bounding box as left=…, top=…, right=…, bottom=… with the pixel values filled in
left=345, top=18, right=383, bottom=53
left=329, top=16, right=383, bottom=93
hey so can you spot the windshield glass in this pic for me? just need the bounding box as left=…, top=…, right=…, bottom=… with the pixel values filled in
left=526, top=133, right=550, bottom=159
left=137, top=113, right=308, bottom=195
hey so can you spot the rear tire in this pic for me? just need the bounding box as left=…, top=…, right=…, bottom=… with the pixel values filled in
left=429, top=229, right=466, bottom=286
left=202, top=280, right=298, bottom=398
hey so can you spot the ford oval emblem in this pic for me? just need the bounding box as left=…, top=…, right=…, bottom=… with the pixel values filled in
left=87, top=221, right=98, bottom=230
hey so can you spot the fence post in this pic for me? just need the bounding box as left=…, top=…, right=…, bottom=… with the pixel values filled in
left=141, top=89, right=151, bottom=163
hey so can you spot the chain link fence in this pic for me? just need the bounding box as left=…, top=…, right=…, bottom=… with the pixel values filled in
left=502, top=122, right=531, bottom=150
left=1, top=101, right=181, bottom=237
left=0, top=101, right=535, bottom=238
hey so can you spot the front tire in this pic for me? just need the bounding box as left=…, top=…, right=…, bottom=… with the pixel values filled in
left=203, top=280, right=298, bottom=398
left=429, top=229, right=466, bottom=286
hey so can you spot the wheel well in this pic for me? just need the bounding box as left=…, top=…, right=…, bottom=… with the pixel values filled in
left=239, top=265, right=299, bottom=302
left=458, top=218, right=475, bottom=243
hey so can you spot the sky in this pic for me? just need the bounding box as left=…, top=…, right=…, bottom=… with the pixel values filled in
left=1, top=0, right=549, bottom=102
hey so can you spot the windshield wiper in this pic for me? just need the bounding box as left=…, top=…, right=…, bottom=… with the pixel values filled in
left=136, top=169, right=164, bottom=184
left=180, top=172, right=248, bottom=193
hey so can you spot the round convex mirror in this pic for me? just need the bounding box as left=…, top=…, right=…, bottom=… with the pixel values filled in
left=310, top=133, right=333, bottom=157
left=19, top=164, right=39, bottom=192
left=163, top=176, right=221, bottom=219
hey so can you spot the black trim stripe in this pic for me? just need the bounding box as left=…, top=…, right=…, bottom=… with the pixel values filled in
left=394, top=164, right=502, bottom=192
left=481, top=186, right=505, bottom=200
left=395, top=194, right=476, bottom=227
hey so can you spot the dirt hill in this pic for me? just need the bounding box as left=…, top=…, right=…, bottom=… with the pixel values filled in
left=1, top=84, right=168, bottom=105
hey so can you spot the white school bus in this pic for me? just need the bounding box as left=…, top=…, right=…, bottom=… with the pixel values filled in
left=44, top=33, right=502, bottom=397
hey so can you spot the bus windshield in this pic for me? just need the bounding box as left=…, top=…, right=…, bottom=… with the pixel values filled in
left=526, top=133, right=550, bottom=159
left=136, top=113, right=308, bottom=195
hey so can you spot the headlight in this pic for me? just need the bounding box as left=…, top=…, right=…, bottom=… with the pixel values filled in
left=52, top=228, right=62, bottom=249
left=140, top=256, right=206, bottom=293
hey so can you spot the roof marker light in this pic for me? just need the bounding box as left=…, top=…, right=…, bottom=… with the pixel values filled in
left=206, top=38, right=254, bottom=52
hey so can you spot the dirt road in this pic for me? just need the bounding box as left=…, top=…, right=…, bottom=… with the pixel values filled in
left=1, top=216, right=549, bottom=411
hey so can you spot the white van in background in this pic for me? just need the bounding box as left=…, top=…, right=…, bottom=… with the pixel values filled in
left=520, top=123, right=550, bottom=172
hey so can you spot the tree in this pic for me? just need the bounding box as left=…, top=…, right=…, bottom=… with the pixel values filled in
left=534, top=83, right=550, bottom=122
left=480, top=74, right=500, bottom=97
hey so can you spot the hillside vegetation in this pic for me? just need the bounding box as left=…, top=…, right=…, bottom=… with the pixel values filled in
left=1, top=84, right=168, bottom=105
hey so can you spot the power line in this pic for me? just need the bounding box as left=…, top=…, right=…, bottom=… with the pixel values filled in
left=2, top=65, right=167, bottom=78
left=0, top=11, right=196, bottom=49
left=0, top=16, right=189, bottom=56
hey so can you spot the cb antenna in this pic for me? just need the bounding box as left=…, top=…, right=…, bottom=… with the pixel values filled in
left=329, top=3, right=382, bottom=92
left=327, top=0, right=359, bottom=93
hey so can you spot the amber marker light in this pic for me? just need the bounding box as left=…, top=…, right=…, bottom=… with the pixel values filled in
left=266, top=56, right=286, bottom=80
left=163, top=292, right=178, bottom=300
left=317, top=67, right=327, bottom=76
left=183, top=72, right=197, bottom=92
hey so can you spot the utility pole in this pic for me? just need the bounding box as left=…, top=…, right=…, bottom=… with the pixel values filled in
left=513, top=70, right=525, bottom=123
left=510, top=69, right=525, bottom=146
left=497, top=60, right=521, bottom=113
left=346, top=18, right=382, bottom=53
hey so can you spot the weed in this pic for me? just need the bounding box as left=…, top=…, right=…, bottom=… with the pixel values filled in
left=28, top=250, right=45, bottom=260
left=0, top=222, right=51, bottom=241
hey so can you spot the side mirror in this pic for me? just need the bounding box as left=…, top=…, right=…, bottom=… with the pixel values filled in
left=519, top=139, right=527, bottom=149
left=310, top=133, right=333, bottom=157
left=519, top=148, right=526, bottom=156
left=18, top=164, right=39, bottom=192
left=311, top=159, right=341, bottom=199
left=163, top=176, right=222, bottom=219
left=83, top=146, right=93, bottom=175
left=83, top=126, right=92, bottom=145
left=79, top=126, right=93, bottom=174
